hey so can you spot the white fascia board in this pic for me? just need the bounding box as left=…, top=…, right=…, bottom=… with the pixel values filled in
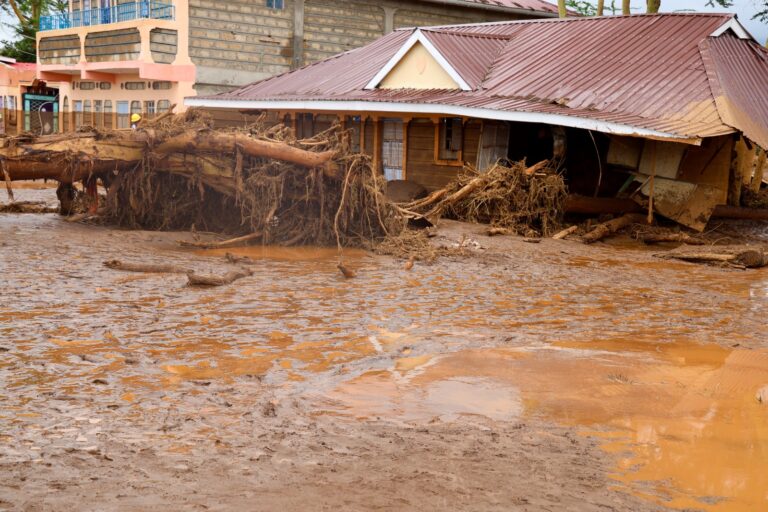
left=184, top=97, right=703, bottom=145
left=363, top=29, right=472, bottom=91
left=710, top=18, right=752, bottom=40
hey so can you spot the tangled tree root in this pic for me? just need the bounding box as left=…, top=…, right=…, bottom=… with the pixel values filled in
left=402, top=160, right=567, bottom=237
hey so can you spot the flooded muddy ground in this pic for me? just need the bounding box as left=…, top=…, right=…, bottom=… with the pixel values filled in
left=1, top=186, right=768, bottom=511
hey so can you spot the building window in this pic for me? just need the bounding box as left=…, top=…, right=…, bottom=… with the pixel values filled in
left=117, top=100, right=129, bottom=129
left=94, top=100, right=102, bottom=128
left=382, top=119, right=404, bottom=181
left=99, top=82, right=111, bottom=90
left=157, top=100, right=170, bottom=113
left=152, top=81, right=172, bottom=90
left=74, top=100, right=83, bottom=128
left=79, top=81, right=96, bottom=90
left=130, top=101, right=141, bottom=115
left=125, top=81, right=146, bottom=90
left=266, top=0, right=284, bottom=9
left=144, top=101, right=155, bottom=115
left=104, top=100, right=113, bottom=130
left=436, top=117, right=463, bottom=162
left=84, top=100, right=92, bottom=126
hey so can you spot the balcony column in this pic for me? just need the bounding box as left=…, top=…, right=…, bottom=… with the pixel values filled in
left=138, top=25, right=153, bottom=62
left=173, top=0, right=192, bottom=65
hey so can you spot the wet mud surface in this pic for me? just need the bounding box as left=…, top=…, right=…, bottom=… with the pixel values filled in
left=2, top=187, right=768, bottom=511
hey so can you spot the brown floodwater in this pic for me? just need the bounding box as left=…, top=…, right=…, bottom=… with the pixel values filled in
left=1, top=195, right=768, bottom=510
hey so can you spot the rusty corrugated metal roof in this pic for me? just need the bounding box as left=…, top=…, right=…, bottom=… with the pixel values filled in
left=190, top=14, right=768, bottom=145
left=422, top=30, right=508, bottom=88
left=701, top=32, right=768, bottom=149
left=426, top=0, right=561, bottom=14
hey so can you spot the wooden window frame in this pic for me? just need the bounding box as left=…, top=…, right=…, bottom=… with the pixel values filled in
left=433, top=117, right=464, bottom=167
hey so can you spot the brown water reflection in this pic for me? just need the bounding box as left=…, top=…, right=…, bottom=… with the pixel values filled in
left=325, top=340, right=768, bottom=511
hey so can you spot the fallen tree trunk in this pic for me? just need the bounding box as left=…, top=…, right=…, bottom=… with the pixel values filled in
left=178, top=232, right=263, bottom=249
left=552, top=225, right=578, bottom=240
left=103, top=259, right=189, bottom=274
left=657, top=248, right=767, bottom=268
left=152, top=131, right=336, bottom=173
left=0, top=127, right=337, bottom=185
left=187, top=267, right=253, bottom=286
left=640, top=233, right=705, bottom=245
left=582, top=213, right=645, bottom=244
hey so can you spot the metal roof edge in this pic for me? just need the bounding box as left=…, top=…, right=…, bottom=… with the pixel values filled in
left=422, top=0, right=561, bottom=17
left=426, top=11, right=733, bottom=29
left=184, top=97, right=703, bottom=145
left=710, top=16, right=755, bottom=42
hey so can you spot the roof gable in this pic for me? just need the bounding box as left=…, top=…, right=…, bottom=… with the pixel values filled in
left=365, top=30, right=471, bottom=91
left=378, top=41, right=463, bottom=90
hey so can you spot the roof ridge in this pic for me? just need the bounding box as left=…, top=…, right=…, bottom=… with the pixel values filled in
left=420, top=28, right=513, bottom=40
left=428, top=11, right=735, bottom=31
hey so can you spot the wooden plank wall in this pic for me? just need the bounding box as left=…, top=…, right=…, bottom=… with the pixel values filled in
left=406, top=118, right=481, bottom=190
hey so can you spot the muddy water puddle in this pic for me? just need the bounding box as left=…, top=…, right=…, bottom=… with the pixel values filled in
left=2, top=213, right=768, bottom=510
left=322, top=339, right=768, bottom=511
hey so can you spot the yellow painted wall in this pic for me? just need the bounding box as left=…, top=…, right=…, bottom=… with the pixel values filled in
left=379, top=42, right=459, bottom=90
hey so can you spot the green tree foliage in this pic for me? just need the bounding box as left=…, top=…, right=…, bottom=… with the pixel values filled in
left=566, top=0, right=598, bottom=16
left=0, top=0, right=67, bottom=61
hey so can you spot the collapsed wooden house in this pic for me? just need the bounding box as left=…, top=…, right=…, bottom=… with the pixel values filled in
left=187, top=13, right=768, bottom=231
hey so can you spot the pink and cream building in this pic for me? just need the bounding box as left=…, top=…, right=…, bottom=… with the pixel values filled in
left=36, top=0, right=560, bottom=131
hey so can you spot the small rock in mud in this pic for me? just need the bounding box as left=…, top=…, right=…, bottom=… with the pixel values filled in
left=262, top=401, right=278, bottom=418
left=757, top=386, right=768, bottom=404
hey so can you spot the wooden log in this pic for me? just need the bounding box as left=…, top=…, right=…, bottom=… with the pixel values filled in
left=640, top=233, right=705, bottom=245
left=103, top=259, right=189, bottom=274
left=487, top=227, right=509, bottom=237
left=657, top=248, right=767, bottom=268
left=178, top=232, right=262, bottom=249
left=225, top=252, right=255, bottom=265
left=552, top=225, right=578, bottom=240
left=187, top=267, right=253, bottom=286
left=711, top=205, right=768, bottom=220
left=582, top=213, right=645, bottom=244
left=523, top=159, right=550, bottom=176
left=152, top=132, right=337, bottom=173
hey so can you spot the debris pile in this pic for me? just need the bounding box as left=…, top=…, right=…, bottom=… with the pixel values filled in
left=401, top=160, right=567, bottom=237
left=1, top=110, right=405, bottom=249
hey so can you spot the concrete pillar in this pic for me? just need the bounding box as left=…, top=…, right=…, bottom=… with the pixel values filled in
left=292, top=0, right=305, bottom=70
left=382, top=6, right=397, bottom=34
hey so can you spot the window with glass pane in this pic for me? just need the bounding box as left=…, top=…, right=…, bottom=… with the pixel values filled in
left=117, top=101, right=129, bottom=129
left=266, top=0, right=284, bottom=8
left=74, top=100, right=83, bottom=128
left=144, top=101, right=155, bottom=116
left=157, top=100, right=170, bottom=113
left=94, top=100, right=102, bottom=128
left=104, top=100, right=113, bottom=130
left=438, top=117, right=463, bottom=161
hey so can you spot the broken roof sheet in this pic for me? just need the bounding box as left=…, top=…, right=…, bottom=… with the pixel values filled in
left=189, top=14, right=768, bottom=146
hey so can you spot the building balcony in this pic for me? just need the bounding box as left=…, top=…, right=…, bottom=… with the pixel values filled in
left=39, top=1, right=174, bottom=32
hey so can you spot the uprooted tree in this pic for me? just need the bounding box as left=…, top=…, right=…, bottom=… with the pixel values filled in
left=1, top=110, right=406, bottom=247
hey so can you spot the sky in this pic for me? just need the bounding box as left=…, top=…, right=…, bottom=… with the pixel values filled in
left=0, top=0, right=765, bottom=48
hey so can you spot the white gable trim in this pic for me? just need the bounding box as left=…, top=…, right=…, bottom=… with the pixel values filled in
left=364, top=29, right=472, bottom=91
left=710, top=18, right=752, bottom=40
left=184, top=97, right=706, bottom=145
